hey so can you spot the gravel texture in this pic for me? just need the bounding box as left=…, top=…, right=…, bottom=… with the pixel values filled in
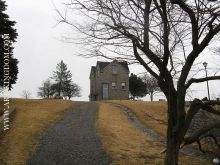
left=27, top=102, right=111, bottom=165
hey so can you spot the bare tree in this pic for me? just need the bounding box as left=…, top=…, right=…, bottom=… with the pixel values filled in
left=57, top=0, right=220, bottom=164
left=142, top=73, right=161, bottom=101
left=22, top=90, right=31, bottom=99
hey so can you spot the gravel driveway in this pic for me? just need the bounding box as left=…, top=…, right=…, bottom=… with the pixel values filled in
left=27, top=102, right=111, bottom=165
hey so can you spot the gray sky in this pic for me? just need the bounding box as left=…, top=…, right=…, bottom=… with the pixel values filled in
left=5, top=0, right=220, bottom=101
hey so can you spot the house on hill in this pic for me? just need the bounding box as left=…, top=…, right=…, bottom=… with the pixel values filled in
left=89, top=60, right=129, bottom=101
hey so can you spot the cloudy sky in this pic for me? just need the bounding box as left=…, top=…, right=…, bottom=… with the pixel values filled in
left=4, top=0, right=220, bottom=101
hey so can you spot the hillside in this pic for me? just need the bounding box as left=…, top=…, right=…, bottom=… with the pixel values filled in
left=111, top=100, right=168, bottom=136
left=0, top=99, right=73, bottom=164
left=97, top=101, right=211, bottom=164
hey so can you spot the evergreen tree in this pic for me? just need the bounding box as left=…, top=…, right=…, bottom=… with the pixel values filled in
left=0, top=0, right=18, bottom=89
left=129, top=73, right=147, bottom=99
left=38, top=61, right=81, bottom=99
left=51, top=60, right=72, bottom=97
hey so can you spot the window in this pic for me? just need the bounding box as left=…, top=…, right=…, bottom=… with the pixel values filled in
left=112, top=82, right=117, bottom=89
left=121, top=82, right=126, bottom=90
left=112, top=65, right=117, bottom=74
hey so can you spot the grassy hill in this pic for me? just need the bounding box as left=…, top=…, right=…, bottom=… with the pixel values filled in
left=97, top=101, right=212, bottom=164
left=0, top=99, right=73, bottom=164
left=0, top=99, right=215, bottom=164
left=112, top=100, right=168, bottom=136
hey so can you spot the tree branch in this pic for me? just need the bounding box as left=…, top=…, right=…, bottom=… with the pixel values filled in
left=186, top=76, right=220, bottom=89
left=170, top=0, right=198, bottom=48
left=132, top=41, right=159, bottom=79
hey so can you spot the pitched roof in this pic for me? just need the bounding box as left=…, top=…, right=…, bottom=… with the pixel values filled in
left=97, top=61, right=110, bottom=70
left=90, top=60, right=129, bottom=77
left=96, top=60, right=129, bottom=71
left=118, top=61, right=129, bottom=71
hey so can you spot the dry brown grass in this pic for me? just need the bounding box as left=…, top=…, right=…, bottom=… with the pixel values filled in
left=111, top=100, right=167, bottom=136
left=0, top=98, right=73, bottom=165
left=111, top=100, right=219, bottom=154
left=97, top=103, right=210, bottom=165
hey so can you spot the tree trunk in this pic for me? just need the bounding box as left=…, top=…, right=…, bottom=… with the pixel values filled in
left=150, top=92, right=153, bottom=101
left=165, top=95, right=180, bottom=165
left=58, top=82, right=61, bottom=97
left=165, top=127, right=180, bottom=165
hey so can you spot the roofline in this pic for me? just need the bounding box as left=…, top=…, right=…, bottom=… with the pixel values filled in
left=95, top=60, right=129, bottom=71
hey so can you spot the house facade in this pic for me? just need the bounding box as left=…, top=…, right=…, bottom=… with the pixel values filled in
left=89, top=60, right=129, bottom=101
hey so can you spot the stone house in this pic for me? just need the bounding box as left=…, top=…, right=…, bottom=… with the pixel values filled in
left=89, top=60, right=129, bottom=101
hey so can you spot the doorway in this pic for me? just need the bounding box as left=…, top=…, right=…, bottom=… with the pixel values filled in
left=102, top=83, right=109, bottom=99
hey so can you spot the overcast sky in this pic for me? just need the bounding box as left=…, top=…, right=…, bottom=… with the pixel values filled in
left=4, top=0, right=220, bottom=101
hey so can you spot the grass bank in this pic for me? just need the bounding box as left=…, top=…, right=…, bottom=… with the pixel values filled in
left=96, top=103, right=210, bottom=164
left=111, top=100, right=167, bottom=136
left=0, top=99, right=73, bottom=165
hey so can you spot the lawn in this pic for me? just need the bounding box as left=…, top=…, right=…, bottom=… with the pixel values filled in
left=97, top=102, right=211, bottom=165
left=110, top=100, right=168, bottom=136
left=111, top=100, right=219, bottom=154
left=0, top=98, right=73, bottom=165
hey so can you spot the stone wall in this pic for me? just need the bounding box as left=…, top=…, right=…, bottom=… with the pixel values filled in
left=186, top=109, right=220, bottom=154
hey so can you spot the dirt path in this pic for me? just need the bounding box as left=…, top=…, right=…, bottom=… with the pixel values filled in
left=27, top=102, right=111, bottom=165
left=107, top=102, right=213, bottom=161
